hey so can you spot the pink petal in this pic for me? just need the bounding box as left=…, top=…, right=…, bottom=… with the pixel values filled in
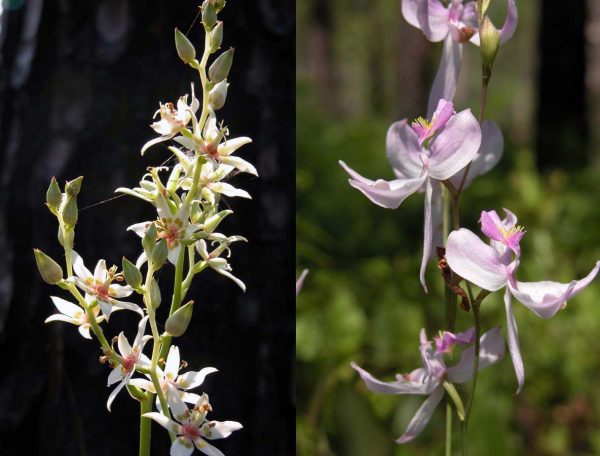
left=504, top=289, right=524, bottom=394
left=445, top=228, right=509, bottom=291
left=508, top=261, right=600, bottom=319
left=417, top=0, right=450, bottom=42
left=386, top=120, right=423, bottom=179
left=339, top=161, right=425, bottom=209
left=428, top=109, right=481, bottom=180
left=296, top=269, right=309, bottom=296
left=499, top=0, right=518, bottom=44
left=396, top=386, right=445, bottom=443
left=419, top=179, right=435, bottom=292
left=427, top=36, right=463, bottom=117
left=447, top=326, right=505, bottom=384
left=351, top=362, right=437, bottom=395
left=401, top=0, right=421, bottom=28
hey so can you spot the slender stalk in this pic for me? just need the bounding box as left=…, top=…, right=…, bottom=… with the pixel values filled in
left=139, top=395, right=153, bottom=456
left=464, top=283, right=480, bottom=422
left=196, top=31, right=212, bottom=135
left=461, top=421, right=468, bottom=456
left=159, top=246, right=186, bottom=361
left=446, top=402, right=453, bottom=456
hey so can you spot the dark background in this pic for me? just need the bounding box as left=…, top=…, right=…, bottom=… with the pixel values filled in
left=0, top=0, right=294, bottom=454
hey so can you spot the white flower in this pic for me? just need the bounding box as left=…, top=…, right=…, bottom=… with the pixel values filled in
left=106, top=316, right=152, bottom=411
left=130, top=345, right=217, bottom=412
left=141, top=84, right=200, bottom=155
left=128, top=193, right=203, bottom=266
left=144, top=391, right=242, bottom=456
left=44, top=296, right=106, bottom=339
left=196, top=235, right=247, bottom=291
left=69, top=251, right=143, bottom=321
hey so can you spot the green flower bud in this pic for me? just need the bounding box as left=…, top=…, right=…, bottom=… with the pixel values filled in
left=209, top=21, right=223, bottom=53
left=34, top=249, right=64, bottom=285
left=151, top=239, right=169, bottom=269
left=208, top=48, right=234, bottom=83
left=144, top=277, right=162, bottom=309
left=65, top=176, right=83, bottom=198
left=174, top=28, right=196, bottom=64
left=58, top=226, right=75, bottom=249
left=203, top=209, right=233, bottom=233
left=480, top=16, right=500, bottom=82
left=165, top=301, right=195, bottom=337
left=62, top=197, right=78, bottom=226
left=202, top=2, right=217, bottom=31
left=208, top=79, right=228, bottom=110
left=122, top=257, right=143, bottom=290
left=213, top=0, right=226, bottom=13
left=142, top=224, right=158, bottom=256
left=46, top=177, right=62, bottom=211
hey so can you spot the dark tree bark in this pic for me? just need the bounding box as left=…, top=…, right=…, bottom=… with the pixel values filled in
left=536, top=0, right=588, bottom=170
left=0, top=1, right=294, bottom=455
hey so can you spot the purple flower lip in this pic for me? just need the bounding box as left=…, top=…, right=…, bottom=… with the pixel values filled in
left=434, top=327, right=476, bottom=354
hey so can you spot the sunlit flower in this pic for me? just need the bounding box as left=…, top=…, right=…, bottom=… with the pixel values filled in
left=144, top=392, right=242, bottom=456
left=352, top=327, right=504, bottom=443
left=445, top=209, right=600, bottom=392
left=196, top=235, right=247, bottom=291
left=107, top=316, right=152, bottom=411
left=44, top=296, right=106, bottom=339
left=69, top=251, right=143, bottom=321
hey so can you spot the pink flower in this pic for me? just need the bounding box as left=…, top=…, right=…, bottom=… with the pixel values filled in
left=402, top=0, right=518, bottom=115
left=340, top=100, right=481, bottom=291
left=445, top=209, right=600, bottom=392
left=352, top=326, right=504, bottom=443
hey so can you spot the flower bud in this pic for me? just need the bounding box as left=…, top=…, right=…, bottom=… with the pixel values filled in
left=208, top=48, right=234, bottom=83
left=62, top=197, right=78, bottom=226
left=203, top=209, right=233, bottom=233
left=144, top=277, right=162, bottom=309
left=142, top=224, right=158, bottom=256
left=151, top=239, right=169, bottom=269
left=165, top=300, right=194, bottom=337
left=122, top=257, right=143, bottom=290
left=65, top=176, right=83, bottom=198
left=479, top=16, right=500, bottom=82
left=174, top=28, right=196, bottom=64
left=208, top=79, right=228, bottom=110
left=34, top=249, right=64, bottom=285
left=58, top=226, right=75, bottom=249
left=202, top=2, right=217, bottom=31
left=209, top=21, right=223, bottom=53
left=46, top=177, right=62, bottom=212
left=211, top=0, right=225, bottom=13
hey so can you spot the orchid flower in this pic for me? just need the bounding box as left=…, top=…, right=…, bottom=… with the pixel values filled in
left=296, top=269, right=309, bottom=296
left=340, top=99, right=481, bottom=291
left=433, top=327, right=475, bottom=354
left=141, top=84, right=200, bottom=155
left=130, top=345, right=217, bottom=412
left=352, top=326, right=504, bottom=443
left=144, top=392, right=242, bottom=456
left=44, top=296, right=106, bottom=339
left=402, top=0, right=518, bottom=115
left=196, top=236, right=247, bottom=291
left=106, top=316, right=152, bottom=411
left=174, top=109, right=257, bottom=176
left=128, top=193, right=203, bottom=266
left=445, top=209, right=600, bottom=392
left=69, top=251, right=144, bottom=321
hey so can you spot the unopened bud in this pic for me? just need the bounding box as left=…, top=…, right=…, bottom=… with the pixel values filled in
left=151, top=239, right=169, bottom=269
left=65, top=176, right=83, bottom=198
left=479, top=16, right=500, bottom=82
left=62, top=197, right=78, bottom=226
left=142, top=224, right=158, bottom=256
left=34, top=249, right=64, bottom=284
left=212, top=0, right=226, bottom=13
left=46, top=177, right=62, bottom=211
left=144, top=277, right=162, bottom=309
left=175, top=28, right=196, bottom=64
left=203, top=209, right=232, bottom=233
left=122, top=257, right=143, bottom=290
left=208, top=48, right=234, bottom=83
left=209, top=21, right=223, bottom=53
left=165, top=301, right=194, bottom=337
left=202, top=2, right=217, bottom=30
left=208, top=79, right=228, bottom=110
left=58, top=226, right=75, bottom=249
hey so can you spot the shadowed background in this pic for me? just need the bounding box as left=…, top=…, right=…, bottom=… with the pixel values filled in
left=0, top=0, right=293, bottom=454
left=297, top=1, right=600, bottom=455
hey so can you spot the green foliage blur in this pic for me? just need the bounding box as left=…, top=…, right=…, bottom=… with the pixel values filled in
left=297, top=1, right=600, bottom=455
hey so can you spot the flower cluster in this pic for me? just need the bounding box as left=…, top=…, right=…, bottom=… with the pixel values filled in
left=336, top=0, right=600, bottom=448
left=35, top=2, right=247, bottom=455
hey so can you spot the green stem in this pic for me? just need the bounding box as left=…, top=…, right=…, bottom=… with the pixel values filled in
left=446, top=402, right=453, bottom=456
left=197, top=30, right=212, bottom=135
left=139, top=395, right=153, bottom=456
left=464, top=283, right=481, bottom=422
left=159, top=246, right=186, bottom=361
left=65, top=284, right=112, bottom=354
left=461, top=421, right=468, bottom=456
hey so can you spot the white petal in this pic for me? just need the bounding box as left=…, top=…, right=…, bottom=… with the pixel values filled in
left=165, top=345, right=181, bottom=379
left=177, top=367, right=218, bottom=390
left=128, top=222, right=151, bottom=238
left=78, top=325, right=92, bottom=339
left=217, top=136, right=252, bottom=156
left=118, top=332, right=133, bottom=357
left=106, top=379, right=127, bottom=411
left=45, top=314, right=77, bottom=325
left=214, top=267, right=246, bottom=292
left=172, top=438, right=195, bottom=456
left=194, top=438, right=225, bottom=456
left=396, top=386, right=445, bottom=443
left=201, top=421, right=243, bottom=440
left=94, top=260, right=108, bottom=282
left=143, top=412, right=182, bottom=434
left=220, top=156, right=258, bottom=176
left=71, top=250, right=92, bottom=280
left=109, top=284, right=134, bottom=298
left=50, top=296, right=83, bottom=319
